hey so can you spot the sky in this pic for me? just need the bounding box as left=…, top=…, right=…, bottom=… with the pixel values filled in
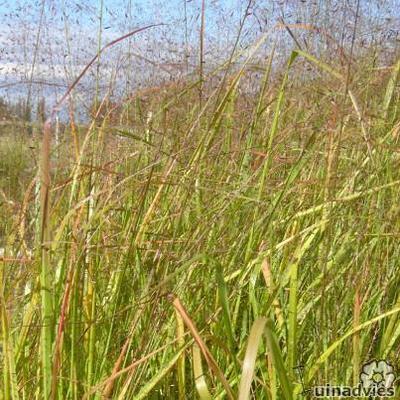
left=0, top=0, right=398, bottom=119
left=0, top=0, right=246, bottom=107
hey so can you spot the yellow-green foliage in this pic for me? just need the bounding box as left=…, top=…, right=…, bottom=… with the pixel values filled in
left=1, top=50, right=399, bottom=399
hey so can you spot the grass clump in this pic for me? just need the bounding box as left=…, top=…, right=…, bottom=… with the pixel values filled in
left=0, top=36, right=399, bottom=400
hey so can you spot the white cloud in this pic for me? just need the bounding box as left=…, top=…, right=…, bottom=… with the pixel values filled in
left=0, top=61, right=115, bottom=82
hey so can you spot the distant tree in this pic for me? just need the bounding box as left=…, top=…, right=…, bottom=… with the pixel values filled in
left=0, top=97, right=11, bottom=121
left=23, top=100, right=32, bottom=135
left=37, top=97, right=46, bottom=124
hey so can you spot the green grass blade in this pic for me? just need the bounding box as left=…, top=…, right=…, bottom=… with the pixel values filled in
left=193, top=344, right=213, bottom=400
left=265, top=319, right=293, bottom=400
left=238, top=317, right=267, bottom=400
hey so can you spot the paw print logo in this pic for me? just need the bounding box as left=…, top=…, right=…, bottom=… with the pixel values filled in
left=360, top=360, right=395, bottom=389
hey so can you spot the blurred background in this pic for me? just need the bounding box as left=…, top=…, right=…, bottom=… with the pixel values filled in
left=0, top=0, right=399, bottom=123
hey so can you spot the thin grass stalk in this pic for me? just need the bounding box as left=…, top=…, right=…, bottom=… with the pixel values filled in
left=287, top=243, right=299, bottom=376
left=1, top=259, right=19, bottom=400
left=94, top=0, right=104, bottom=112
left=38, top=119, right=54, bottom=399
left=25, top=0, right=46, bottom=134
left=199, top=0, right=205, bottom=106
left=68, top=269, right=79, bottom=400
left=175, top=307, right=186, bottom=400
left=50, top=262, right=76, bottom=399
left=318, top=104, right=336, bottom=380
left=183, top=0, right=189, bottom=73
left=352, top=286, right=361, bottom=385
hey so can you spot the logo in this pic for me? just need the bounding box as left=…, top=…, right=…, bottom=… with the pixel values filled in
left=298, top=359, right=396, bottom=398
left=360, top=360, right=395, bottom=391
